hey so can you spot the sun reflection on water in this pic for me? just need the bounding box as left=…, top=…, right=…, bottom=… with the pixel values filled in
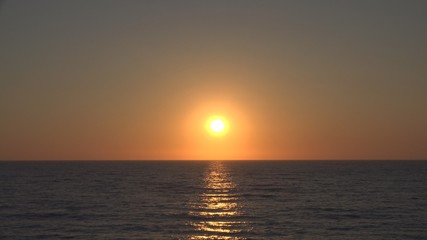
left=188, top=161, right=250, bottom=240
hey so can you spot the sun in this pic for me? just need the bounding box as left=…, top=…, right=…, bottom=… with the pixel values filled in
left=210, top=119, right=225, bottom=133
left=206, top=116, right=229, bottom=136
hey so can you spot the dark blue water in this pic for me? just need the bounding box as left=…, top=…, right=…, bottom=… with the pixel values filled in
left=1, top=161, right=426, bottom=239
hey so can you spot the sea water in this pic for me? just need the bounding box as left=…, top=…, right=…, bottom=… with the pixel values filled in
left=0, top=160, right=426, bottom=239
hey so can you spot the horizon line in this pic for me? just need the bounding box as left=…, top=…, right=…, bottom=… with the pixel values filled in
left=1, top=159, right=426, bottom=162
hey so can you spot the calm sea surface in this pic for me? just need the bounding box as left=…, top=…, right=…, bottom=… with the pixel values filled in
left=0, top=161, right=426, bottom=239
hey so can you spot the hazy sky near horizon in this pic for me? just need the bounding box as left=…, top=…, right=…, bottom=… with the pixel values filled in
left=1, top=0, right=426, bottom=160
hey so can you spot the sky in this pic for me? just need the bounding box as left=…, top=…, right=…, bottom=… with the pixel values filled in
left=0, top=0, right=426, bottom=160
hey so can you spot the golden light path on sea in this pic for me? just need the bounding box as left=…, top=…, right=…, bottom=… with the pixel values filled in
left=188, top=162, right=251, bottom=240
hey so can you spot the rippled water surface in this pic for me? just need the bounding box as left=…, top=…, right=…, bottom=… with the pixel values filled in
left=1, top=161, right=426, bottom=239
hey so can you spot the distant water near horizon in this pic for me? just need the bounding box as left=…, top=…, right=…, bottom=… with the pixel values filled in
left=1, top=160, right=426, bottom=239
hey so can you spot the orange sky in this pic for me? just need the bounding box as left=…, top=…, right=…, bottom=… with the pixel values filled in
left=0, top=1, right=426, bottom=160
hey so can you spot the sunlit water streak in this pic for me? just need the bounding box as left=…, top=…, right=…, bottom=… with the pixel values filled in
left=188, top=162, right=252, bottom=240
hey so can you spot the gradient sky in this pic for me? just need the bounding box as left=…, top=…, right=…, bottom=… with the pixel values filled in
left=1, top=0, right=426, bottom=160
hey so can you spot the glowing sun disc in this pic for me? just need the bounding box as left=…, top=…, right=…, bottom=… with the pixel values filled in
left=206, top=116, right=229, bottom=136
left=210, top=119, right=225, bottom=132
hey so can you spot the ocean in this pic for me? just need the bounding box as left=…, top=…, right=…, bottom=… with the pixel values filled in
left=0, top=160, right=426, bottom=239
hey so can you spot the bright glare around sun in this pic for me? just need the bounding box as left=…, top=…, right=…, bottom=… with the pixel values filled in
left=206, top=116, right=229, bottom=137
